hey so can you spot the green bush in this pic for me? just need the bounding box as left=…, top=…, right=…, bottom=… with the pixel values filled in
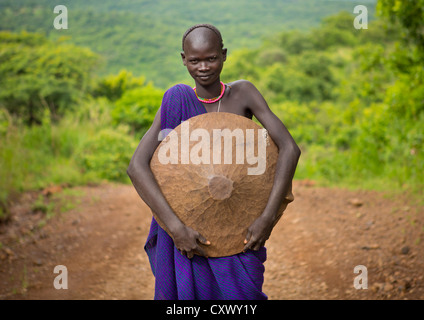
left=91, top=70, right=146, bottom=102
left=75, top=126, right=138, bottom=183
left=0, top=31, right=99, bottom=125
left=111, top=84, right=163, bottom=138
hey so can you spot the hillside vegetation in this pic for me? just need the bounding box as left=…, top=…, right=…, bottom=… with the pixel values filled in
left=0, top=0, right=376, bottom=87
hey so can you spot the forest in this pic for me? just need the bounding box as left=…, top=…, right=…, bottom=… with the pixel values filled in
left=0, top=0, right=377, bottom=87
left=0, top=0, right=423, bottom=222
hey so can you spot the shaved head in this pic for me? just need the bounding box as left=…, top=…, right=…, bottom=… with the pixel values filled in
left=182, top=24, right=224, bottom=52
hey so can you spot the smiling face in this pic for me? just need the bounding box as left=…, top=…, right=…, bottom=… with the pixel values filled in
left=181, top=27, right=227, bottom=90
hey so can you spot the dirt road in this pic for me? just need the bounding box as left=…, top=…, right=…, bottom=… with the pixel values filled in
left=1, top=181, right=423, bottom=300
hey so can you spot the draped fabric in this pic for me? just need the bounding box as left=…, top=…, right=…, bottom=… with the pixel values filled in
left=145, top=84, right=268, bottom=300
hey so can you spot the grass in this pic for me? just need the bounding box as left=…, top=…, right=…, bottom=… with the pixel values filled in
left=0, top=101, right=114, bottom=208
left=294, top=144, right=423, bottom=201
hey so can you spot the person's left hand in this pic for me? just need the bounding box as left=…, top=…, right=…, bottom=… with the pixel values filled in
left=243, top=215, right=274, bottom=252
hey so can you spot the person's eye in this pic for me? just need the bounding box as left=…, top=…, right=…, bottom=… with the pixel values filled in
left=190, top=59, right=198, bottom=64
left=209, top=56, right=217, bottom=62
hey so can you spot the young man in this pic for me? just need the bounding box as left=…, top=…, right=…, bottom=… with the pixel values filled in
left=127, top=24, right=300, bottom=300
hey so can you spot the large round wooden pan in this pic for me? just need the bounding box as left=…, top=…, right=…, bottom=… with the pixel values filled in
left=150, top=112, right=293, bottom=257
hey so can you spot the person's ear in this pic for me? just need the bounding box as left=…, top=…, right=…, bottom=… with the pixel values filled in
left=181, top=52, right=187, bottom=66
left=222, top=48, right=227, bottom=62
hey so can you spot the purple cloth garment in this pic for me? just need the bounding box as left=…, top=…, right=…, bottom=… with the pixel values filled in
left=145, top=84, right=268, bottom=300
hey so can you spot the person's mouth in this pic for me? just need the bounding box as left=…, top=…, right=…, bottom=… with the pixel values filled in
left=198, top=74, right=213, bottom=80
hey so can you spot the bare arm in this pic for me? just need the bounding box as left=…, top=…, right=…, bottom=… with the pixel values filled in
left=240, top=81, right=301, bottom=251
left=127, top=108, right=209, bottom=258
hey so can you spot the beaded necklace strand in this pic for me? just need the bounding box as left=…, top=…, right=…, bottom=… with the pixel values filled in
left=193, top=81, right=225, bottom=104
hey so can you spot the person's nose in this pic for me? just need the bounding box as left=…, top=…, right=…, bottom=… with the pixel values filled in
left=198, top=61, right=210, bottom=72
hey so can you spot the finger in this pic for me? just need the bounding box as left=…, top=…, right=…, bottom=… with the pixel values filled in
left=251, top=238, right=266, bottom=251
left=195, top=245, right=208, bottom=258
left=244, top=229, right=252, bottom=245
left=197, top=234, right=211, bottom=246
left=252, top=240, right=263, bottom=251
left=243, top=243, right=252, bottom=252
left=243, top=236, right=256, bottom=252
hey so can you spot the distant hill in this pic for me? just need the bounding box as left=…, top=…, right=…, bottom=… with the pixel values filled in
left=0, top=0, right=376, bottom=87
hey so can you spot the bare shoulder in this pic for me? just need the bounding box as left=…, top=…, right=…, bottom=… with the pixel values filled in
left=226, top=79, right=268, bottom=114
left=226, top=80, right=263, bottom=104
left=227, top=79, right=257, bottom=92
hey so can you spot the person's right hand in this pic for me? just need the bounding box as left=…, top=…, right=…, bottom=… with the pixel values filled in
left=171, top=223, right=210, bottom=259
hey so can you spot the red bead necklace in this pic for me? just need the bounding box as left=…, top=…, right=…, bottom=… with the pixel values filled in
left=193, top=81, right=225, bottom=104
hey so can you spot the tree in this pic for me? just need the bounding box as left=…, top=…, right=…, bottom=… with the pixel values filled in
left=111, top=84, right=164, bottom=137
left=91, top=70, right=146, bottom=102
left=0, top=31, right=99, bottom=124
left=374, top=0, right=424, bottom=117
left=377, top=0, right=424, bottom=51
